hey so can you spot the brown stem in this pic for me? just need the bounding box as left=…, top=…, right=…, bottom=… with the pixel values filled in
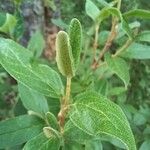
left=92, top=17, right=118, bottom=69
left=95, top=38, right=133, bottom=70
left=58, top=77, right=72, bottom=133
left=92, top=24, right=100, bottom=63
left=92, top=0, right=122, bottom=70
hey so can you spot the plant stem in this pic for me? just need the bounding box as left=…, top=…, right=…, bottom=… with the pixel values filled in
left=64, top=77, right=72, bottom=105
left=117, top=0, right=122, bottom=10
left=92, top=0, right=122, bottom=70
left=112, top=39, right=132, bottom=57
left=92, top=23, right=100, bottom=63
left=92, top=17, right=117, bottom=69
left=58, top=77, right=72, bottom=133
left=95, top=38, right=133, bottom=69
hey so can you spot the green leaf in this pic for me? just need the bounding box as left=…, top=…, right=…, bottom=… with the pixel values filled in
left=121, top=43, right=150, bottom=59
left=85, top=140, right=103, bottom=150
left=45, top=112, right=59, bottom=130
left=98, top=30, right=109, bottom=46
left=63, top=142, right=84, bottom=150
left=0, top=12, right=6, bottom=26
left=115, top=21, right=140, bottom=41
left=96, top=0, right=109, bottom=7
left=23, top=132, right=60, bottom=150
left=123, top=9, right=150, bottom=20
left=97, top=7, right=132, bottom=38
left=18, top=83, right=49, bottom=116
left=105, top=55, right=130, bottom=88
left=0, top=13, right=17, bottom=35
left=0, top=38, right=64, bottom=98
left=108, top=87, right=126, bottom=96
left=0, top=115, right=44, bottom=148
left=136, top=31, right=150, bottom=42
left=69, top=18, right=82, bottom=69
left=56, top=31, right=75, bottom=77
left=27, top=30, right=45, bottom=58
left=69, top=92, right=136, bottom=150
left=13, top=9, right=24, bottom=40
left=139, top=140, right=150, bottom=150
left=101, top=134, right=126, bottom=149
left=51, top=18, right=68, bottom=30
left=44, top=0, right=56, bottom=11
left=14, top=0, right=22, bottom=5
left=85, top=0, right=100, bottom=21
left=133, top=113, right=146, bottom=126
left=95, top=79, right=108, bottom=96
left=64, top=120, right=93, bottom=144
left=47, top=97, right=60, bottom=116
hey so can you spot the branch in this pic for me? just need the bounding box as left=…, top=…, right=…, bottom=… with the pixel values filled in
left=92, top=24, right=100, bottom=63
left=58, top=77, right=72, bottom=133
left=92, top=17, right=118, bottom=69
left=92, top=0, right=122, bottom=70
left=95, top=38, right=133, bottom=69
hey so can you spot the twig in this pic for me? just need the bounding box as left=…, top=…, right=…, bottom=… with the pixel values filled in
left=92, top=24, right=100, bottom=63
left=64, top=77, right=71, bottom=105
left=95, top=38, right=133, bottom=69
left=92, top=0, right=122, bottom=70
left=92, top=17, right=118, bottom=69
left=58, top=77, right=72, bottom=133
left=112, top=39, right=132, bottom=57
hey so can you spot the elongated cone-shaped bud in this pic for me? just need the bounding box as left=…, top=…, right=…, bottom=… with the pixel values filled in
left=69, top=18, right=82, bottom=70
left=56, top=31, right=75, bottom=77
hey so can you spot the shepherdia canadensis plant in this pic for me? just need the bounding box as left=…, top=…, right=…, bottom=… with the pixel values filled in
left=0, top=0, right=150, bottom=149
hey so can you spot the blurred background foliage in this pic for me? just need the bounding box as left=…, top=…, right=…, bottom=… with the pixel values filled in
left=0, top=0, right=150, bottom=149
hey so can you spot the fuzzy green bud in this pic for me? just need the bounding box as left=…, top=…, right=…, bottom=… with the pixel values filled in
left=69, top=18, right=82, bottom=70
left=56, top=31, right=75, bottom=77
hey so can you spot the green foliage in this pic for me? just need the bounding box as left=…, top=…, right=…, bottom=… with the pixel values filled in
left=18, top=83, right=49, bottom=117
left=139, top=140, right=150, bottom=150
left=0, top=12, right=6, bottom=26
left=85, top=140, right=103, bottom=150
left=0, top=38, right=64, bottom=98
left=96, top=0, right=109, bottom=7
left=105, top=55, right=130, bottom=88
left=13, top=9, right=24, bottom=40
left=44, top=0, right=56, bottom=11
left=0, top=115, right=45, bottom=148
left=51, top=18, right=68, bottom=30
left=97, top=7, right=132, bottom=38
left=23, top=133, right=60, bottom=150
left=85, top=0, right=100, bottom=21
left=27, top=30, right=45, bottom=58
left=68, top=91, right=136, bottom=150
left=123, top=9, right=150, bottom=20
left=122, top=43, right=150, bottom=59
left=0, top=13, right=17, bottom=36
left=135, top=31, right=150, bottom=42
left=0, top=0, right=150, bottom=149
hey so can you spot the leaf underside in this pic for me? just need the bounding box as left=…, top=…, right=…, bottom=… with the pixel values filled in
left=0, top=38, right=64, bottom=98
